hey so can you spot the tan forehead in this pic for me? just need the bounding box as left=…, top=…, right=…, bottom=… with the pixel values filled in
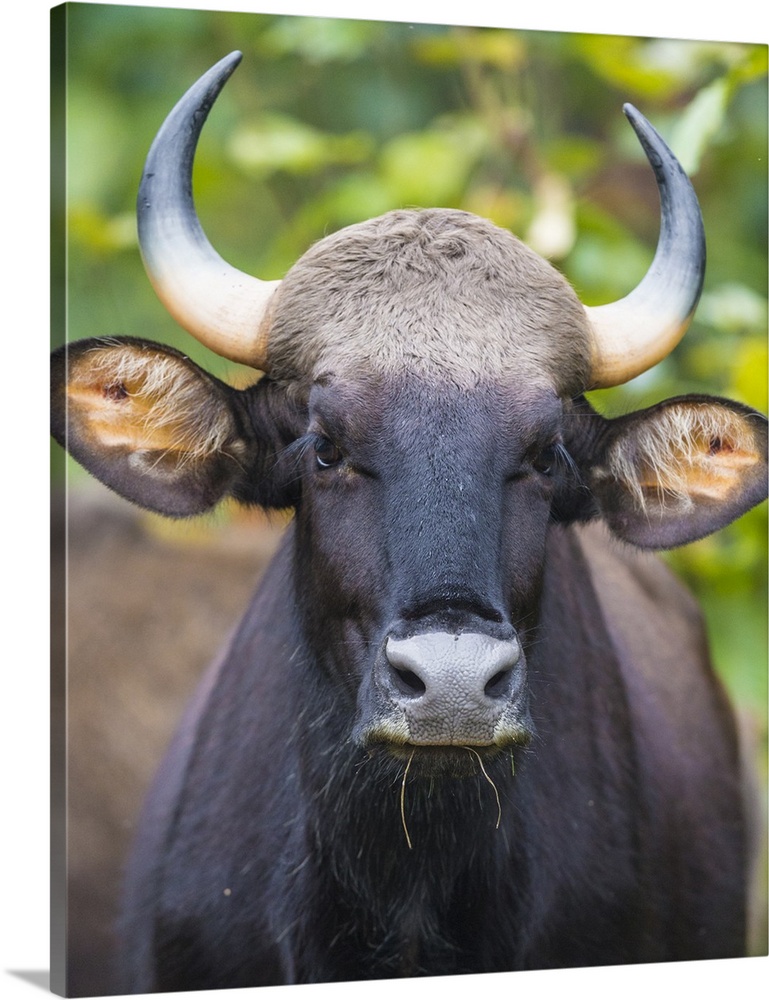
left=265, top=209, right=592, bottom=394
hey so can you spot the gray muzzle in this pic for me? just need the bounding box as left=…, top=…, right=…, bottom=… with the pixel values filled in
left=381, top=631, right=525, bottom=745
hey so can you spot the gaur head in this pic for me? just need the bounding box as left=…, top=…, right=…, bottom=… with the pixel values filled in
left=52, top=52, right=767, bottom=776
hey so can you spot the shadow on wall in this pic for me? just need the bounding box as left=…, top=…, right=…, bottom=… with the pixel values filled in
left=52, top=487, right=288, bottom=997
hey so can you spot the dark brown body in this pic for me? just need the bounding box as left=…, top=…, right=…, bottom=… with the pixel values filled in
left=118, top=521, right=745, bottom=990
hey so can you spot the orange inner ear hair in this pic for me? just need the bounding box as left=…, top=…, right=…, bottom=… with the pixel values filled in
left=610, top=403, right=762, bottom=510
left=65, top=345, right=236, bottom=461
left=636, top=428, right=760, bottom=503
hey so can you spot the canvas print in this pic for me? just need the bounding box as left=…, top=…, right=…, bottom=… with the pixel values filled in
left=50, top=3, right=768, bottom=996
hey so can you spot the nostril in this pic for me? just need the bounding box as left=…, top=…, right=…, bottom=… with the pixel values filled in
left=385, top=632, right=522, bottom=708
left=392, top=667, right=427, bottom=697
left=484, top=668, right=512, bottom=699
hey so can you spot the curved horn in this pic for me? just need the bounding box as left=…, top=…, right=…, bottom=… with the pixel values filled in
left=584, top=104, right=706, bottom=389
left=138, top=51, right=279, bottom=369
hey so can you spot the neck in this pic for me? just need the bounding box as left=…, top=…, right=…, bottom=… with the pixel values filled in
left=282, top=719, right=530, bottom=980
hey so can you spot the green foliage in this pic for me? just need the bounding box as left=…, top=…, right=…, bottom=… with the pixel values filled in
left=57, top=6, right=767, bottom=712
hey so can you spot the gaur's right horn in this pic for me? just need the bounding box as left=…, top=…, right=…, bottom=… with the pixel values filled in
left=137, top=51, right=280, bottom=371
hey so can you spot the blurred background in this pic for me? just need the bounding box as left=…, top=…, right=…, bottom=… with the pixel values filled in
left=51, top=3, right=767, bottom=993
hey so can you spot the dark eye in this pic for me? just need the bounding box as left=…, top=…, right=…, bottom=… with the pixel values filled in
left=532, top=444, right=557, bottom=476
left=314, top=436, right=343, bottom=469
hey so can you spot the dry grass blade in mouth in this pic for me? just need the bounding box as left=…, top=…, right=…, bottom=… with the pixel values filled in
left=400, top=750, right=415, bottom=850
left=464, top=746, right=502, bottom=830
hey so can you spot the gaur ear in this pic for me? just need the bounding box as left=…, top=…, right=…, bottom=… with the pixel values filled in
left=51, top=338, right=252, bottom=517
left=589, top=395, right=768, bottom=549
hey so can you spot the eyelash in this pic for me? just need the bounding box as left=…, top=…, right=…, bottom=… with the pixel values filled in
left=313, top=435, right=343, bottom=469
left=285, top=432, right=345, bottom=470
left=284, top=435, right=575, bottom=480
left=532, top=442, right=574, bottom=477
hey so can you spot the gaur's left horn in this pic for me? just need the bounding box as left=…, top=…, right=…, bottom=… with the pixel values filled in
left=584, top=104, right=706, bottom=389
left=138, top=51, right=279, bottom=370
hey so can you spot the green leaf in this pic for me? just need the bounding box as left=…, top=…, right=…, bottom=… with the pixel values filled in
left=259, top=16, right=380, bottom=63
left=572, top=35, right=680, bottom=100
left=380, top=117, right=487, bottom=206
left=413, top=28, right=526, bottom=70
left=228, top=114, right=371, bottom=176
left=670, top=78, right=729, bottom=175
